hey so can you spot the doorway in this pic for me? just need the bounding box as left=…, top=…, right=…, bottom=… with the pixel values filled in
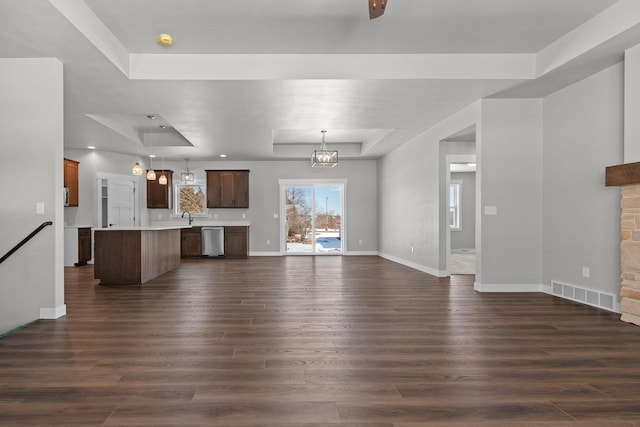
left=96, top=173, right=138, bottom=228
left=445, top=155, right=476, bottom=275
left=279, top=180, right=345, bottom=255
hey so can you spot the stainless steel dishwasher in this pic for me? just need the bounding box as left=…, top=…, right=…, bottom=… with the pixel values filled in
left=201, top=227, right=224, bottom=257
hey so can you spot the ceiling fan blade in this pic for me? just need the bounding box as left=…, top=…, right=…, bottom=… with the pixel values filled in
left=369, top=0, right=387, bottom=19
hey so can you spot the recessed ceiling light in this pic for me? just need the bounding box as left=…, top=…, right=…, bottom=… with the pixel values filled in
left=157, top=34, right=173, bottom=46
left=159, top=125, right=167, bottom=129
left=87, top=146, right=96, bottom=150
left=219, top=154, right=227, bottom=158
left=149, top=154, right=157, bottom=158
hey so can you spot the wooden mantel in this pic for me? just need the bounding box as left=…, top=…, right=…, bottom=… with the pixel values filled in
left=606, top=162, right=640, bottom=187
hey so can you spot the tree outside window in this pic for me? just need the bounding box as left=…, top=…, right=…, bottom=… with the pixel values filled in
left=174, top=183, right=207, bottom=215
left=285, top=187, right=312, bottom=243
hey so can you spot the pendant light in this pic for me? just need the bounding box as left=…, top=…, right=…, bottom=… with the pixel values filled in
left=158, top=154, right=167, bottom=185
left=132, top=161, right=143, bottom=176
left=311, top=130, right=338, bottom=167
left=146, top=115, right=156, bottom=181
left=181, top=158, right=194, bottom=182
left=132, top=131, right=143, bottom=176
left=146, top=164, right=156, bottom=181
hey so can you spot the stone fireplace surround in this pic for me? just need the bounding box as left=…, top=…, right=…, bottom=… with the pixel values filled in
left=606, top=161, right=640, bottom=326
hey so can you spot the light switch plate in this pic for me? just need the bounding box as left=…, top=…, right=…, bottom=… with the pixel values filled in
left=36, top=202, right=45, bottom=215
left=484, top=206, right=498, bottom=215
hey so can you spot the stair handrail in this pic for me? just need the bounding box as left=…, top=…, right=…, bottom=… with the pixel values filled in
left=0, top=221, right=53, bottom=264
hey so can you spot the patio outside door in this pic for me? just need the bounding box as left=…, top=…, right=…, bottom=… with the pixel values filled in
left=281, top=181, right=344, bottom=255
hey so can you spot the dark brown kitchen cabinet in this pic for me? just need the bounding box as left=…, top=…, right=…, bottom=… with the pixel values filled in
left=77, top=227, right=92, bottom=266
left=64, top=158, right=79, bottom=207
left=181, top=226, right=201, bottom=258
left=206, top=170, right=249, bottom=208
left=146, top=170, right=173, bottom=209
left=224, top=226, right=249, bottom=259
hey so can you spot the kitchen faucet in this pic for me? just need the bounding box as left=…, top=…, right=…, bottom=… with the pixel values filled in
left=181, top=211, right=193, bottom=225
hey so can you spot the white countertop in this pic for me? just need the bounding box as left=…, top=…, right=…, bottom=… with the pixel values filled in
left=93, top=225, right=192, bottom=231
left=65, top=225, right=93, bottom=229
left=92, top=221, right=250, bottom=231
left=151, top=221, right=251, bottom=227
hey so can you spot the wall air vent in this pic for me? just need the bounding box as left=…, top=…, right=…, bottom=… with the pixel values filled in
left=549, top=280, right=619, bottom=313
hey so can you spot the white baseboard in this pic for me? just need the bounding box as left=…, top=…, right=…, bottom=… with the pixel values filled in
left=249, top=251, right=378, bottom=257
left=249, top=251, right=283, bottom=257
left=377, top=252, right=447, bottom=277
left=474, top=282, right=547, bottom=292
left=40, top=304, right=66, bottom=319
left=344, top=251, right=378, bottom=256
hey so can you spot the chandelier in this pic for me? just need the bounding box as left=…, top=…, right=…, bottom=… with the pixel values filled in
left=311, top=130, right=338, bottom=168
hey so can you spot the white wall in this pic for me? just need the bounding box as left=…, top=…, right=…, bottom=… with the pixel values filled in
left=378, top=103, right=480, bottom=276
left=625, top=44, right=640, bottom=163
left=543, top=63, right=623, bottom=295
left=378, top=134, right=440, bottom=273
left=246, top=160, right=377, bottom=254
left=0, top=58, right=65, bottom=334
left=63, top=151, right=378, bottom=254
left=476, top=99, right=543, bottom=289
left=377, top=67, right=621, bottom=298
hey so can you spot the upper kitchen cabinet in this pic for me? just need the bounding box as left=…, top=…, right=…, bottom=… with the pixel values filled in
left=146, top=170, right=173, bottom=209
left=206, top=170, right=250, bottom=208
left=64, top=158, right=79, bottom=207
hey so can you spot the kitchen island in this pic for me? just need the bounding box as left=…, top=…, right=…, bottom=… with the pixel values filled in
left=151, top=220, right=250, bottom=259
left=93, top=225, right=190, bottom=285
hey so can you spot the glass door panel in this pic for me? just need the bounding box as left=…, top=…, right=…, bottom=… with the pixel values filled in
left=314, top=185, right=342, bottom=253
left=285, top=186, right=313, bottom=253
left=284, top=183, right=343, bottom=255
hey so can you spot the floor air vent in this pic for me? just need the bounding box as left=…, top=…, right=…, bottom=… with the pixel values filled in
left=549, top=280, right=619, bottom=313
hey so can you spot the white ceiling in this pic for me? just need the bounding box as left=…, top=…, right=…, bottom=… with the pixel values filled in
left=2, top=0, right=637, bottom=161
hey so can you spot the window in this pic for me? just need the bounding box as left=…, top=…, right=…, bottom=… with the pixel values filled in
left=450, top=181, right=461, bottom=230
left=174, top=182, right=207, bottom=216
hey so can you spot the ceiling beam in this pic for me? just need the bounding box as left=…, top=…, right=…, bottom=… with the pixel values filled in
left=128, top=53, right=535, bottom=81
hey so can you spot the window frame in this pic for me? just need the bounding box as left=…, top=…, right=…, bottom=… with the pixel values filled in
left=449, top=180, right=462, bottom=231
left=173, top=180, right=208, bottom=217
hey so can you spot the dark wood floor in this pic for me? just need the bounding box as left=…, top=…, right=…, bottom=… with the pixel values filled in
left=1, top=256, right=640, bottom=426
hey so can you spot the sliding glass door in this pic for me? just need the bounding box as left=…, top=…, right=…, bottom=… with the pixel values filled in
left=281, top=181, right=344, bottom=255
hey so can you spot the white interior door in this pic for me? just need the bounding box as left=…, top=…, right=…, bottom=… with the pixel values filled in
left=107, top=180, right=135, bottom=227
